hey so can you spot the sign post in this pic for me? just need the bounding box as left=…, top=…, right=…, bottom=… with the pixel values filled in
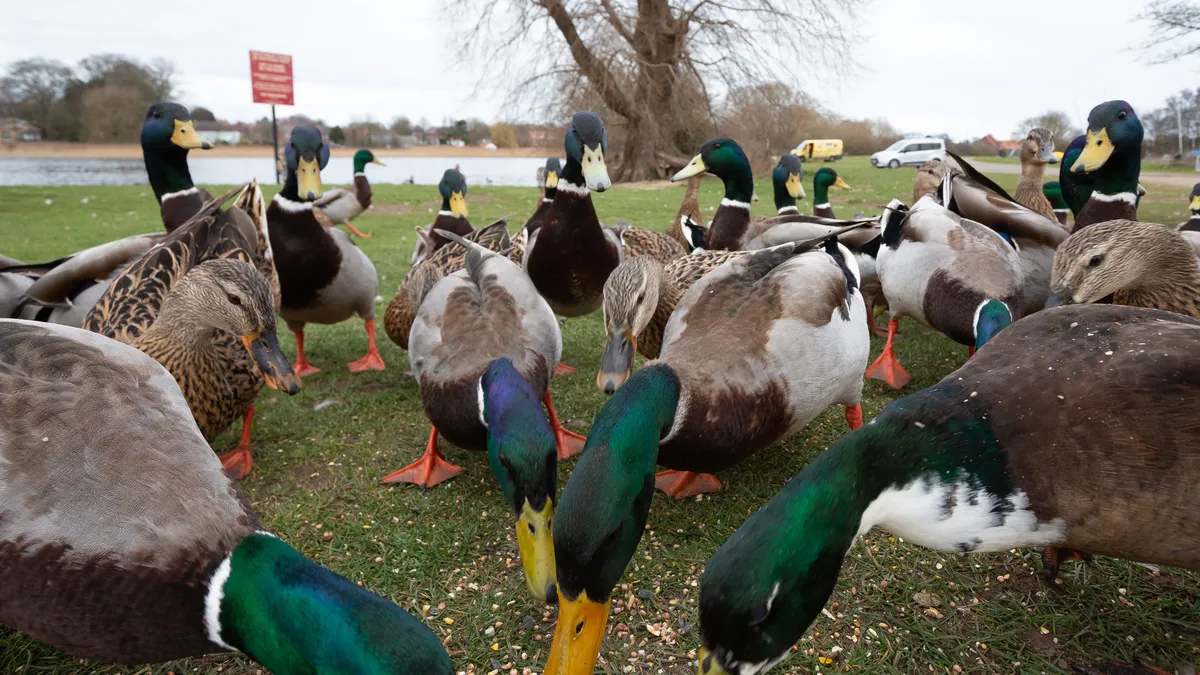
left=249, top=51, right=294, bottom=184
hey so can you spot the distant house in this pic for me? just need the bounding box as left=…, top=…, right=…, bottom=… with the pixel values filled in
left=527, top=128, right=554, bottom=147
left=369, top=132, right=394, bottom=147
left=396, top=134, right=420, bottom=148
left=979, top=134, right=1023, bottom=157
left=1, top=118, right=42, bottom=143
left=195, top=120, right=242, bottom=145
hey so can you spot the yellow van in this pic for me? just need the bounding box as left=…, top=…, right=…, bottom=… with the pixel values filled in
left=792, top=139, right=844, bottom=162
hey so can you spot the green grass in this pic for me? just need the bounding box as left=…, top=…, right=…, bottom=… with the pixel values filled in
left=965, top=155, right=1200, bottom=174
left=0, top=156, right=1196, bottom=675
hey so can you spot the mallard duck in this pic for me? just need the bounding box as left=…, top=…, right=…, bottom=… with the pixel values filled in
left=1044, top=180, right=1071, bottom=226
left=2, top=232, right=163, bottom=326
left=672, top=138, right=759, bottom=250
left=1070, top=100, right=1143, bottom=231
left=381, top=233, right=586, bottom=601
left=771, top=154, right=806, bottom=215
left=0, top=319, right=452, bottom=674
left=695, top=303, right=1200, bottom=675
left=1176, top=182, right=1200, bottom=232
left=597, top=248, right=744, bottom=392
left=865, top=197, right=1023, bottom=390
left=140, top=102, right=212, bottom=232
left=1047, top=219, right=1200, bottom=317
left=812, top=167, right=850, bottom=218
left=937, top=158, right=1068, bottom=315
left=522, top=157, right=561, bottom=238
left=524, top=111, right=618, bottom=318
left=268, top=125, right=385, bottom=376
left=670, top=175, right=708, bottom=251
left=546, top=238, right=868, bottom=674
left=314, top=148, right=385, bottom=238
left=84, top=187, right=301, bottom=479
left=913, top=158, right=950, bottom=202
left=1013, top=127, right=1060, bottom=221
left=608, top=219, right=687, bottom=263
left=384, top=218, right=510, bottom=351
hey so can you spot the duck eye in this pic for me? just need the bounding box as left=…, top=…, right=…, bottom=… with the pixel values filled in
left=152, top=111, right=161, bottom=119
left=228, top=294, right=243, bottom=306
left=713, top=143, right=722, bottom=149
left=1117, top=111, right=1127, bottom=120
left=1088, top=254, right=1104, bottom=267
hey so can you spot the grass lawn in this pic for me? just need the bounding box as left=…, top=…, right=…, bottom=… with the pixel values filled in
left=1, top=156, right=1196, bottom=674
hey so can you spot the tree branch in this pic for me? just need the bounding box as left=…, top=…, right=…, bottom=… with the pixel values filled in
left=538, top=0, right=638, bottom=120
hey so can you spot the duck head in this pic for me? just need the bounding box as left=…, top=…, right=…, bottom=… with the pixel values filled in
left=814, top=167, right=851, bottom=192
left=1191, top=183, right=1200, bottom=214
left=438, top=168, right=468, bottom=217
left=1071, top=101, right=1142, bottom=175
left=597, top=257, right=663, bottom=393
left=141, top=102, right=211, bottom=152
left=1046, top=220, right=1194, bottom=308
left=285, top=125, right=329, bottom=202
left=352, top=148, right=385, bottom=174
left=543, top=157, right=562, bottom=197
left=1020, top=127, right=1059, bottom=166
left=563, top=112, right=610, bottom=192
left=772, top=154, right=805, bottom=212
left=973, top=299, right=1014, bottom=351
left=674, top=138, right=754, bottom=204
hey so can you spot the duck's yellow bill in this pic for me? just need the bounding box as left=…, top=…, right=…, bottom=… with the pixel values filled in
left=1190, top=195, right=1200, bottom=211
left=581, top=146, right=611, bottom=192
left=697, top=647, right=730, bottom=675
left=786, top=172, right=805, bottom=199
left=449, top=191, right=468, bottom=217
left=516, top=499, right=557, bottom=603
left=296, top=157, right=323, bottom=200
left=1072, top=129, right=1113, bottom=173
left=371, top=158, right=387, bottom=166
left=833, top=176, right=852, bottom=190
left=672, top=154, right=707, bottom=182
left=172, top=120, right=211, bottom=150
left=544, top=590, right=611, bottom=675
left=545, top=170, right=559, bottom=189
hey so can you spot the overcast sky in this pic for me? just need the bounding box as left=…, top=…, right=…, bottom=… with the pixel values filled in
left=2, top=0, right=1195, bottom=139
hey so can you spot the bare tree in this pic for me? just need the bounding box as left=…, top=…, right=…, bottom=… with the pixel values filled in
left=1, top=58, right=74, bottom=138
left=1013, top=111, right=1081, bottom=143
left=454, top=0, right=860, bottom=181
left=1139, top=0, right=1200, bottom=63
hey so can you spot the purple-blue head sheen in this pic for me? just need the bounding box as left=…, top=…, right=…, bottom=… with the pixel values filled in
left=481, top=358, right=557, bottom=515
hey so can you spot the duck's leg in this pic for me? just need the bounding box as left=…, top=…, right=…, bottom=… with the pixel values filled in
left=864, top=318, right=910, bottom=390
left=344, top=222, right=372, bottom=238
left=844, top=403, right=863, bottom=431
left=381, top=427, right=462, bottom=487
left=967, top=346, right=976, bottom=358
left=654, top=470, right=722, bottom=500
left=555, top=362, right=576, bottom=376
left=218, top=404, right=256, bottom=480
left=347, top=318, right=386, bottom=373
left=1040, top=546, right=1093, bottom=586
left=543, top=390, right=585, bottom=459
left=291, top=329, right=321, bottom=377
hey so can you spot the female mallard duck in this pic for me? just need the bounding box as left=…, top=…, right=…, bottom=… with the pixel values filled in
left=1177, top=182, right=1200, bottom=232
left=381, top=232, right=586, bottom=602
left=811, top=167, right=850, bottom=218
left=83, top=188, right=301, bottom=479
left=669, top=175, right=708, bottom=251
left=695, top=303, right=1200, bottom=675
left=1069, top=100, right=1143, bottom=231
left=672, top=138, right=760, bottom=250
left=314, top=148, right=385, bottom=238
left=938, top=159, right=1068, bottom=315
left=607, top=219, right=686, bottom=263
left=770, top=153, right=806, bottom=215
left=1013, top=127, right=1061, bottom=221
left=267, top=125, right=385, bottom=376
left=140, top=102, right=212, bottom=232
left=0, top=319, right=452, bottom=674
left=545, top=239, right=868, bottom=673
left=1047, top=220, right=1200, bottom=317
left=383, top=218, right=510, bottom=351
left=866, top=197, right=1023, bottom=390
left=524, top=111, right=618, bottom=318
left=1044, top=180, right=1071, bottom=226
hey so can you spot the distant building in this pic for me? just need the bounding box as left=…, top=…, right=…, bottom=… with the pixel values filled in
left=396, top=134, right=420, bottom=148
left=1, top=118, right=42, bottom=143
left=979, top=134, right=1023, bottom=157
left=195, top=120, right=242, bottom=145
left=526, top=129, right=554, bottom=147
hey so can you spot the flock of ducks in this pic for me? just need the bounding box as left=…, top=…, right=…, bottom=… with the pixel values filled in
left=0, top=100, right=1198, bottom=675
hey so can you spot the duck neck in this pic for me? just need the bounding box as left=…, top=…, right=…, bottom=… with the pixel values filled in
left=352, top=156, right=370, bottom=175
left=558, top=156, right=589, bottom=196
left=718, top=167, right=755, bottom=207
left=144, top=145, right=196, bottom=204
left=482, top=358, right=557, bottom=515
left=279, top=167, right=301, bottom=201
left=812, top=180, right=831, bottom=208
left=773, top=180, right=797, bottom=213
left=1092, top=151, right=1140, bottom=200
left=591, top=364, right=681, bottom=474
left=543, top=184, right=558, bottom=202
left=1017, top=158, right=1046, bottom=193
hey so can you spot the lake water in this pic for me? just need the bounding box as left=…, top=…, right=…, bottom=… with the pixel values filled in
left=0, top=156, right=552, bottom=188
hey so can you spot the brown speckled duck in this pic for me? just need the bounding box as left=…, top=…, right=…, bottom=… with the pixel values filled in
left=83, top=186, right=301, bottom=479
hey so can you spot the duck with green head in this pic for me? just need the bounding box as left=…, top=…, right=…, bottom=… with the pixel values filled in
left=419, top=168, right=475, bottom=258
left=525, top=111, right=619, bottom=321
left=1177, top=182, right=1200, bottom=232
left=1043, top=180, right=1071, bottom=226
left=771, top=154, right=806, bottom=215
left=672, top=138, right=757, bottom=250
left=140, top=102, right=213, bottom=232
left=697, top=302, right=1200, bottom=675
left=1070, top=100, right=1143, bottom=231
left=523, top=157, right=562, bottom=237
left=267, top=125, right=385, bottom=377
left=315, top=148, right=385, bottom=238
left=812, top=167, right=851, bottom=218
left=0, top=319, right=452, bottom=675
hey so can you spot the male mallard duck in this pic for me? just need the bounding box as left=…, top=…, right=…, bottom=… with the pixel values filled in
left=2, top=232, right=163, bottom=326
left=695, top=303, right=1200, bottom=675
left=0, top=319, right=452, bottom=674
left=607, top=219, right=687, bottom=263
left=423, top=168, right=475, bottom=256
left=1047, top=220, right=1200, bottom=317
left=672, top=138, right=759, bottom=250
left=865, top=197, right=1023, bottom=390
left=1070, top=101, right=1143, bottom=231
left=670, top=175, right=708, bottom=251
left=1176, top=182, right=1200, bottom=232
left=381, top=232, right=586, bottom=601
left=937, top=159, right=1068, bottom=315
left=546, top=238, right=868, bottom=673
left=522, top=157, right=561, bottom=238
left=524, top=111, right=618, bottom=318
left=597, top=248, right=744, bottom=392
left=84, top=188, right=301, bottom=479
left=268, top=125, right=385, bottom=376
left=812, top=167, right=851, bottom=218
left=771, top=154, right=806, bottom=215
left=314, top=148, right=386, bottom=238
left=140, top=102, right=212, bottom=233
left=1014, top=127, right=1060, bottom=221
left=384, top=218, right=510, bottom=351
left=1044, top=180, right=1071, bottom=226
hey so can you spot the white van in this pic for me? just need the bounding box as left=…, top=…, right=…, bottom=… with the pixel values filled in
left=871, top=138, right=946, bottom=168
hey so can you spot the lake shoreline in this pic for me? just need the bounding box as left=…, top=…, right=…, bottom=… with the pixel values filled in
left=1, top=142, right=560, bottom=160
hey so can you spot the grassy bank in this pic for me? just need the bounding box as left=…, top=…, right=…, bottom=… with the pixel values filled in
left=0, top=156, right=1196, bottom=674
